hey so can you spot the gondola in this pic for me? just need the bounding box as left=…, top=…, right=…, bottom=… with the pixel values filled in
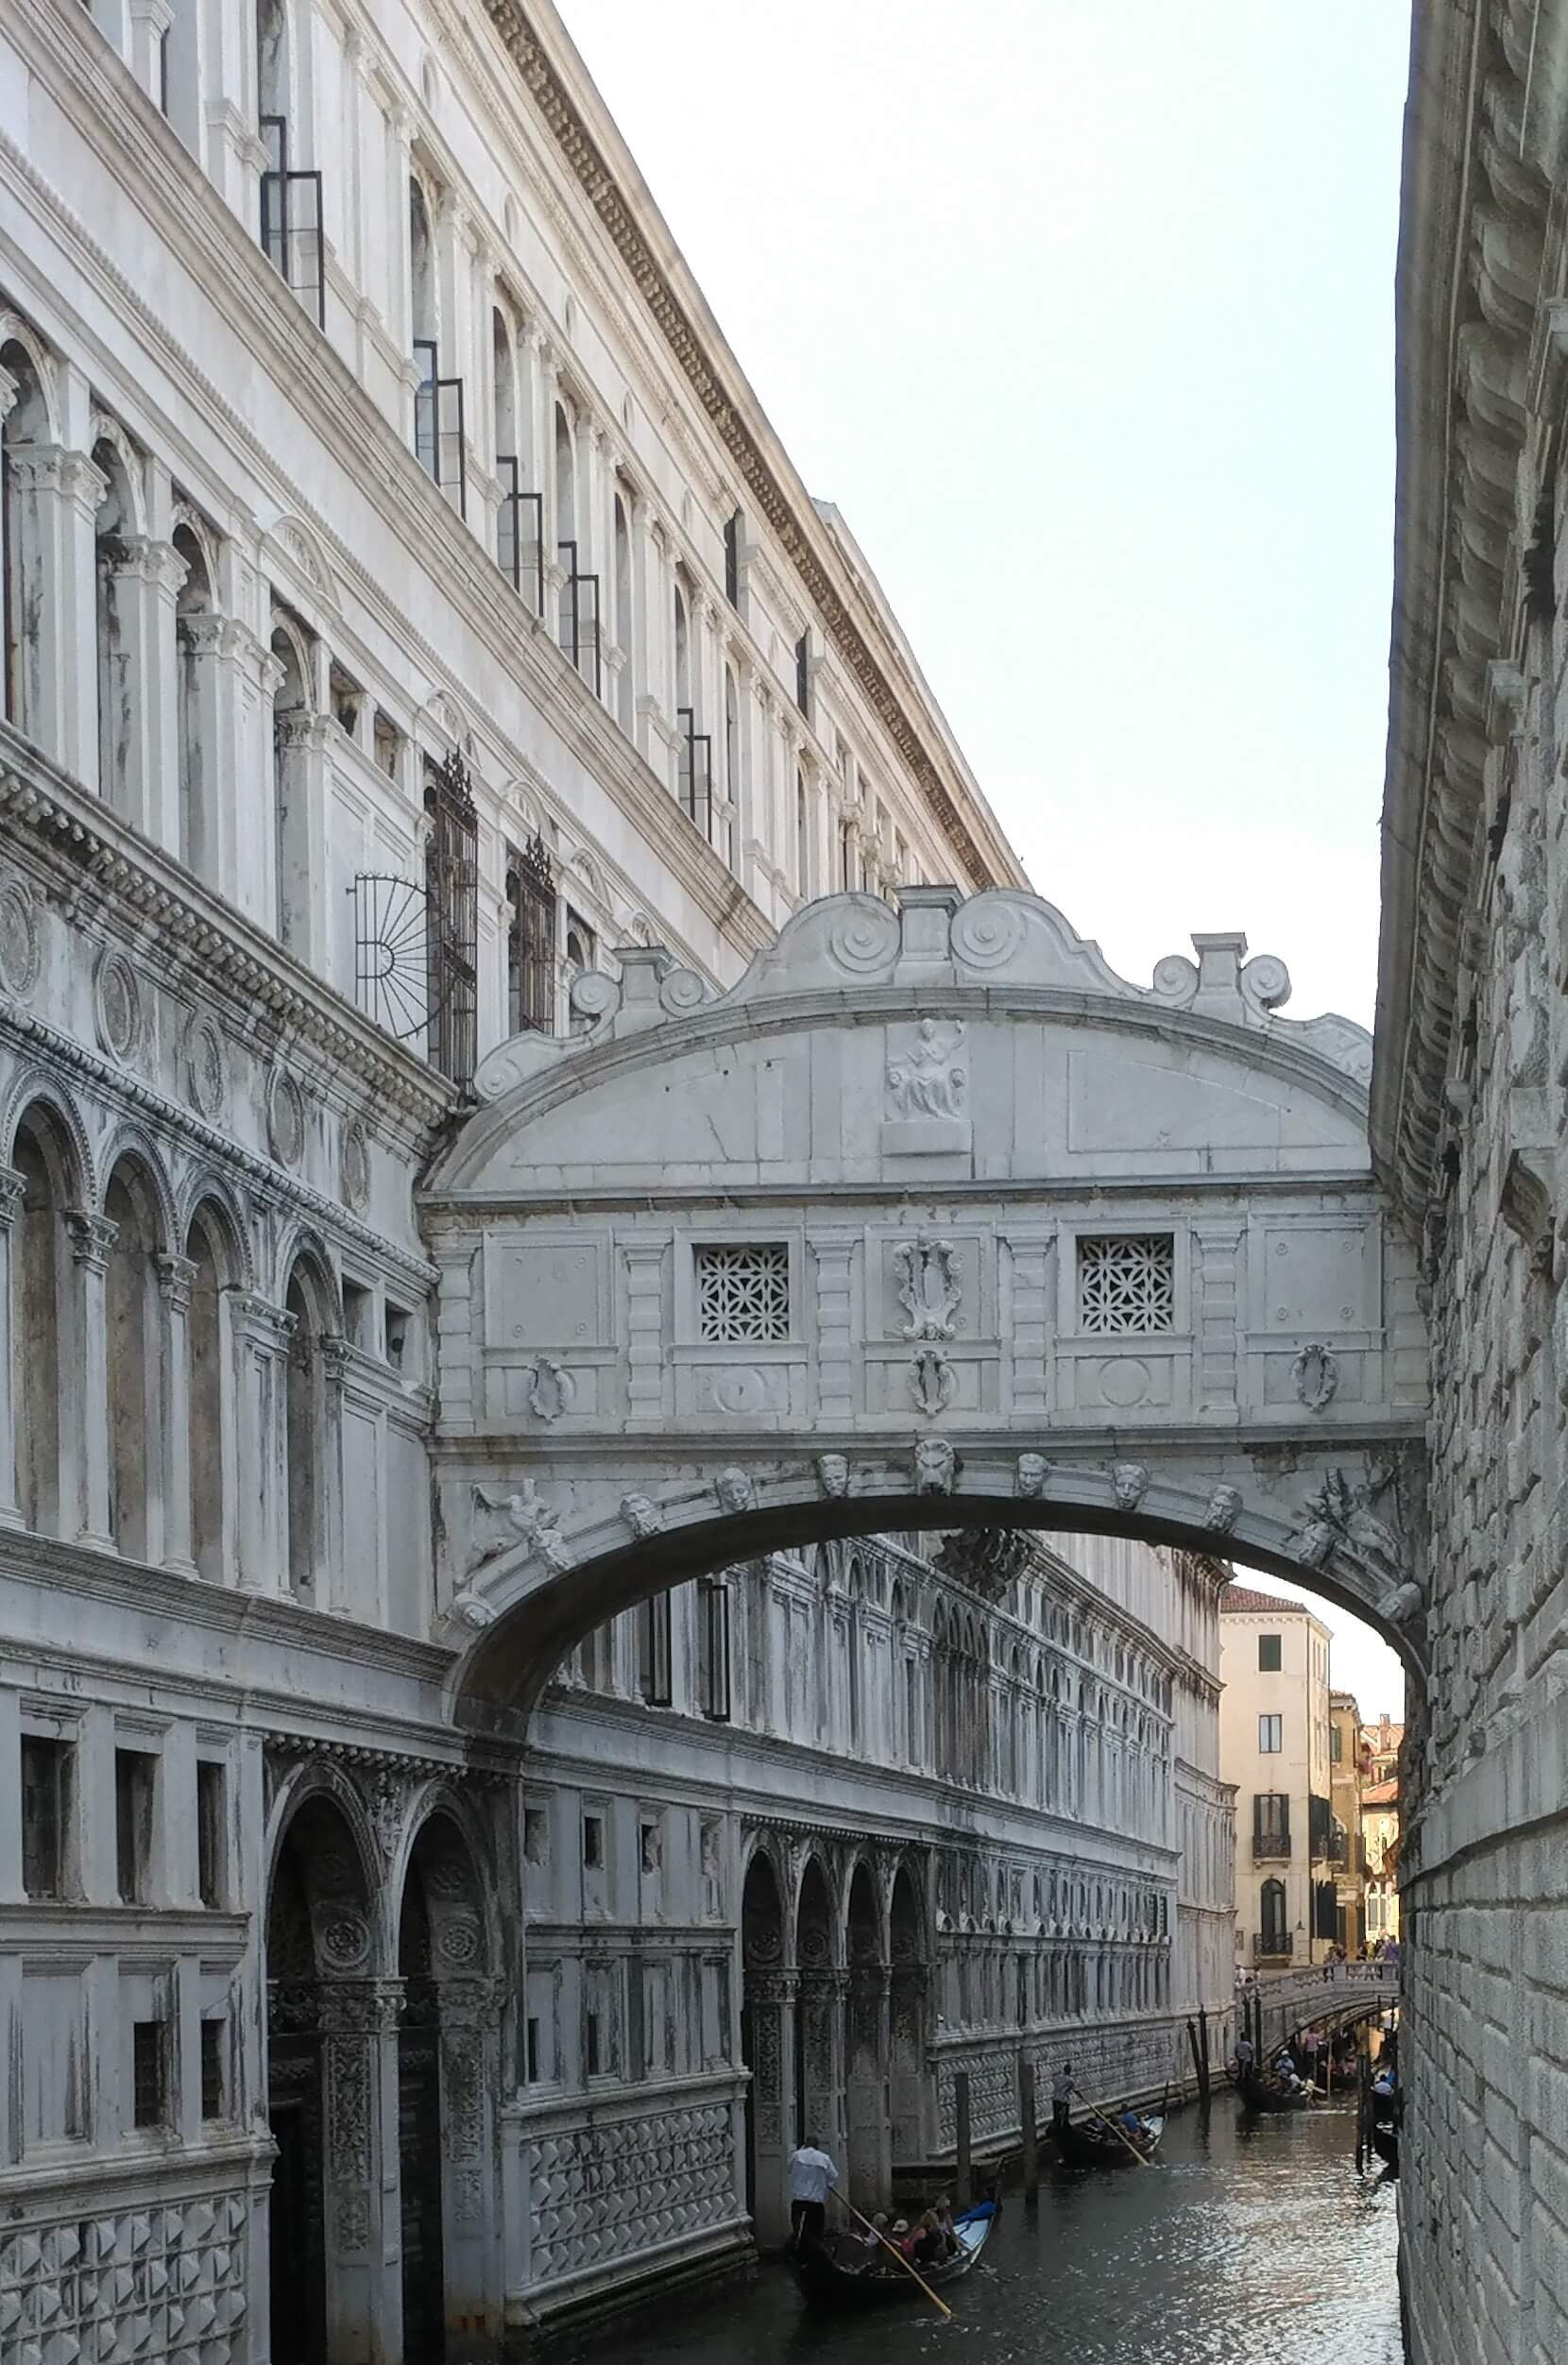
left=1054, top=2110, right=1166, bottom=2167
left=794, top=2201, right=999, bottom=2309
left=1370, top=2119, right=1400, bottom=2172
left=1240, top=2069, right=1314, bottom=2114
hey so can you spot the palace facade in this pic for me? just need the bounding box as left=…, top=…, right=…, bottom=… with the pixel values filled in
left=0, top=2, right=1234, bottom=2358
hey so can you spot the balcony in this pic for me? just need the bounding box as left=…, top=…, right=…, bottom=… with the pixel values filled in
left=1253, top=1933, right=1295, bottom=1965
left=1252, top=1835, right=1291, bottom=1862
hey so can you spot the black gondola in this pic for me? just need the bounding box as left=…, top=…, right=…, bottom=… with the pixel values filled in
left=1370, top=2119, right=1400, bottom=2171
left=1240, top=2069, right=1313, bottom=2113
left=794, top=2202, right=999, bottom=2309
left=1055, top=2110, right=1166, bottom=2167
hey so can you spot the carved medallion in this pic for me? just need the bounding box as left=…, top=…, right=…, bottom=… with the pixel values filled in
left=184, top=1012, right=229, bottom=1123
left=0, top=874, right=42, bottom=1000
left=1291, top=1342, right=1340, bottom=1412
left=268, top=1070, right=306, bottom=1168
left=93, top=947, right=141, bottom=1062
left=910, top=1349, right=956, bottom=1417
left=528, top=1356, right=575, bottom=1421
left=341, top=1117, right=370, bottom=1211
left=895, top=1235, right=962, bottom=1340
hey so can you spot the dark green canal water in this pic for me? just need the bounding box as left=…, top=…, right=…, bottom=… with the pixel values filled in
left=601, top=2100, right=1401, bottom=2362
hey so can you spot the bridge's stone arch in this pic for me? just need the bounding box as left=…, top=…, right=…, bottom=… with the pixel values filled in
left=421, top=888, right=1430, bottom=1724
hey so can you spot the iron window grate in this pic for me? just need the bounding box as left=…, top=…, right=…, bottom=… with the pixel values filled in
left=694, top=1243, right=789, bottom=1342
left=1078, top=1234, right=1175, bottom=1334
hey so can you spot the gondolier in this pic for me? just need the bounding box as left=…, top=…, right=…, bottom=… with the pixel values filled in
left=786, top=2137, right=838, bottom=2251
left=1051, top=2061, right=1074, bottom=2135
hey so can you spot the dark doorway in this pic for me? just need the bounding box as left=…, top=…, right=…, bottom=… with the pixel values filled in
left=267, top=2083, right=327, bottom=2365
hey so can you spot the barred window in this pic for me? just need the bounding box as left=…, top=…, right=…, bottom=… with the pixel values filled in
left=1078, top=1234, right=1175, bottom=1334
left=132, top=2020, right=166, bottom=2129
left=694, top=1243, right=790, bottom=1342
left=200, top=2020, right=225, bottom=2120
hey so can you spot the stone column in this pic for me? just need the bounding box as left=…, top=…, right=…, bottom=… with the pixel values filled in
left=844, top=1965, right=892, bottom=2209
left=128, top=0, right=174, bottom=107
left=227, top=1289, right=295, bottom=1593
left=101, top=535, right=186, bottom=848
left=0, top=1170, right=25, bottom=1530
left=275, top=710, right=332, bottom=963
left=744, top=1966, right=795, bottom=2248
left=797, top=1966, right=846, bottom=2170
left=318, top=1979, right=403, bottom=2365
left=437, top=1977, right=503, bottom=2339
left=156, top=1251, right=197, bottom=1575
left=177, top=614, right=230, bottom=888
left=630, top=497, right=658, bottom=763
left=319, top=1336, right=352, bottom=1615
left=64, top=1210, right=116, bottom=1549
left=4, top=445, right=105, bottom=778
left=388, top=105, right=417, bottom=437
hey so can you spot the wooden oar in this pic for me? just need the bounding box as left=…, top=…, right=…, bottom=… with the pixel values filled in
left=828, top=2188, right=954, bottom=2320
left=1070, top=2084, right=1153, bottom=2168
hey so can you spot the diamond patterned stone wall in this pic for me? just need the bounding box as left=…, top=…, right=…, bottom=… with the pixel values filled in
left=0, top=2193, right=249, bottom=2364
left=528, top=2104, right=737, bottom=2285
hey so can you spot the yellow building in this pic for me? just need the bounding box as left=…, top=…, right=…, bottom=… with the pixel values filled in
left=1329, top=1691, right=1367, bottom=1954
left=1361, top=1776, right=1401, bottom=1948
left=1219, top=1586, right=1337, bottom=1967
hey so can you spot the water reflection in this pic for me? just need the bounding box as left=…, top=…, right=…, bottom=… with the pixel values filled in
left=595, top=2101, right=1400, bottom=2364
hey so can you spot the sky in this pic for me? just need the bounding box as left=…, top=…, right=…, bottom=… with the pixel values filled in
left=554, top=1, right=1410, bottom=1716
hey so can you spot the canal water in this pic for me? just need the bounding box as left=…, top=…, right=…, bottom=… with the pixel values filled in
left=601, top=2100, right=1401, bottom=2363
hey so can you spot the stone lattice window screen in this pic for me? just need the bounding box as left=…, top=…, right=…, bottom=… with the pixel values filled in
left=1078, top=1234, right=1176, bottom=1335
left=694, top=1243, right=790, bottom=1342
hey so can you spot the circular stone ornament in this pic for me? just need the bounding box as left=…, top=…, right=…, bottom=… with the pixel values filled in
left=93, top=947, right=142, bottom=1062
left=268, top=1070, right=306, bottom=1169
left=341, top=1117, right=370, bottom=1212
left=0, top=875, right=42, bottom=1000
left=184, top=1013, right=229, bottom=1123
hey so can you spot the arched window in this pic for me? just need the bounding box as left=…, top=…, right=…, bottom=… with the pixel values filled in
left=185, top=1209, right=227, bottom=1581
left=554, top=403, right=575, bottom=548
left=256, top=0, right=289, bottom=143
left=283, top=1259, right=326, bottom=1599
left=795, top=770, right=809, bottom=898
left=94, top=434, right=143, bottom=814
left=1, top=334, right=53, bottom=737
left=1260, top=1877, right=1287, bottom=1955
left=104, top=1160, right=162, bottom=1563
left=409, top=179, right=437, bottom=358
left=173, top=520, right=217, bottom=881
left=492, top=307, right=521, bottom=586
left=11, top=1108, right=69, bottom=1535
left=613, top=495, right=633, bottom=732
left=673, top=581, right=690, bottom=714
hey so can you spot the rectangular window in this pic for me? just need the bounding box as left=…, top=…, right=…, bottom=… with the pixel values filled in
left=697, top=1578, right=732, bottom=1722
left=582, top=1813, right=604, bottom=1869
left=115, top=1749, right=156, bottom=1904
left=1258, top=1714, right=1283, bottom=1754
left=132, top=2021, right=166, bottom=2129
left=724, top=510, right=741, bottom=606
left=639, top=1594, right=673, bottom=1707
left=196, top=1761, right=225, bottom=1909
left=523, top=1807, right=550, bottom=1868
left=694, top=1242, right=789, bottom=1342
left=585, top=2011, right=602, bottom=2076
left=21, top=1736, right=72, bottom=1901
left=1330, top=1723, right=1343, bottom=1762
left=1253, top=1793, right=1290, bottom=1856
left=200, top=2021, right=225, bottom=2121
left=1078, top=1234, right=1176, bottom=1334
left=505, top=833, right=556, bottom=1035
left=526, top=2016, right=541, bottom=2083
left=1258, top=1634, right=1282, bottom=1672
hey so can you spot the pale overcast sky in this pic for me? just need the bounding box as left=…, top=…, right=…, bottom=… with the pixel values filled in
left=554, top=0, right=1409, bottom=1716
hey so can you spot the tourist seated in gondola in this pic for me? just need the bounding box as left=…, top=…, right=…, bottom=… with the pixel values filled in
left=932, top=2199, right=962, bottom=2259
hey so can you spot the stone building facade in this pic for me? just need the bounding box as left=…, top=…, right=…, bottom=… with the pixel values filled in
left=1218, top=1586, right=1337, bottom=1968
left=1385, top=2, right=1568, bottom=2356
left=0, top=3, right=1232, bottom=2360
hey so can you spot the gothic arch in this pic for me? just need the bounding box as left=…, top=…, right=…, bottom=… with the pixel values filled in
left=96, top=1128, right=178, bottom=1245
left=264, top=1758, right=382, bottom=1950
left=178, top=1173, right=256, bottom=1290
left=274, top=1226, right=342, bottom=1329
left=0, top=311, right=62, bottom=440
left=88, top=411, right=148, bottom=536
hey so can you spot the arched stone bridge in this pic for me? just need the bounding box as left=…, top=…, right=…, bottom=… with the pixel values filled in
left=420, top=889, right=1430, bottom=1721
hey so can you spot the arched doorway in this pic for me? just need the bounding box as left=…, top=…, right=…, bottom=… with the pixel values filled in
left=740, top=1851, right=788, bottom=2246
left=396, top=1809, right=497, bottom=2362
left=888, top=1862, right=929, bottom=2168
left=264, top=1790, right=379, bottom=2365
left=793, top=1858, right=837, bottom=2171
left=844, top=1862, right=887, bottom=2209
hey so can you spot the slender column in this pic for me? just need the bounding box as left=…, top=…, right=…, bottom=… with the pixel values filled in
left=128, top=0, right=174, bottom=104
left=226, top=1288, right=294, bottom=1593
left=177, top=614, right=230, bottom=887
left=388, top=106, right=417, bottom=436
left=318, top=1979, right=403, bottom=2365
left=65, top=1211, right=116, bottom=1548
left=437, top=1977, right=503, bottom=2337
left=319, top=1335, right=353, bottom=1615
left=0, top=1170, right=25, bottom=1530
left=275, top=710, right=332, bottom=964
left=844, top=1965, right=892, bottom=2209
left=101, top=536, right=187, bottom=847
left=5, top=447, right=105, bottom=777
left=745, top=1966, right=796, bottom=2248
left=157, top=1251, right=197, bottom=1574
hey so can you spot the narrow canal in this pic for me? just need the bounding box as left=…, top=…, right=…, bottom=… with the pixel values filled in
left=595, top=2101, right=1401, bottom=2363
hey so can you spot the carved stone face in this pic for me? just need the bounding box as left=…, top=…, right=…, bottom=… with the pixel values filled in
left=1112, top=1461, right=1149, bottom=1511
left=1016, top=1452, right=1048, bottom=1499
left=716, top=1467, right=753, bottom=1516
left=817, top=1454, right=849, bottom=1500
left=1204, top=1484, right=1242, bottom=1533
left=914, top=1438, right=955, bottom=1494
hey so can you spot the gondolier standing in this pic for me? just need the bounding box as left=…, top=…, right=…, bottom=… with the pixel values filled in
left=1051, top=2062, right=1074, bottom=2135
left=787, top=2135, right=839, bottom=2251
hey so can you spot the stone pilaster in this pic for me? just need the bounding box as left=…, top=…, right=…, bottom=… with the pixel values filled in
left=0, top=1170, right=25, bottom=1530
left=1193, top=1220, right=1245, bottom=1414
left=64, top=1209, right=116, bottom=1548
left=227, top=1288, right=295, bottom=1593
left=622, top=1238, right=669, bottom=1425
left=810, top=1235, right=858, bottom=1423
left=4, top=446, right=106, bottom=778
left=318, top=1979, right=403, bottom=2365
left=156, top=1251, right=197, bottom=1574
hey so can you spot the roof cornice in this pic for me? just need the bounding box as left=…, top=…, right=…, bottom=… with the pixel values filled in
left=480, top=0, right=1026, bottom=899
left=1375, top=0, right=1557, bottom=1216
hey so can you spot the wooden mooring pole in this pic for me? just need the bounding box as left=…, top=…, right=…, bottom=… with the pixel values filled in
left=955, top=2069, right=972, bottom=2209
left=1199, top=2008, right=1212, bottom=2104
left=1018, top=2056, right=1039, bottom=2200
left=1185, top=2017, right=1205, bottom=2103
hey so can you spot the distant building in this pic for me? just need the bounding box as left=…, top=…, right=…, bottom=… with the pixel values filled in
left=1362, top=1713, right=1405, bottom=1784
left=1329, top=1691, right=1367, bottom=1954
left=1362, top=1775, right=1402, bottom=1948
left=1219, top=1587, right=1337, bottom=1966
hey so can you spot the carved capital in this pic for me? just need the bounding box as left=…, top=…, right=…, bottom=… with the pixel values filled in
left=64, top=1209, right=117, bottom=1271
left=155, top=1251, right=197, bottom=1312
left=225, top=1287, right=297, bottom=1349
left=0, top=1167, right=26, bottom=1227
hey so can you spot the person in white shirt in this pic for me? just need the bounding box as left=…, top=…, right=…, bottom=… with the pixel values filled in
left=786, top=2137, right=839, bottom=2251
left=1051, top=2061, right=1075, bottom=2135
